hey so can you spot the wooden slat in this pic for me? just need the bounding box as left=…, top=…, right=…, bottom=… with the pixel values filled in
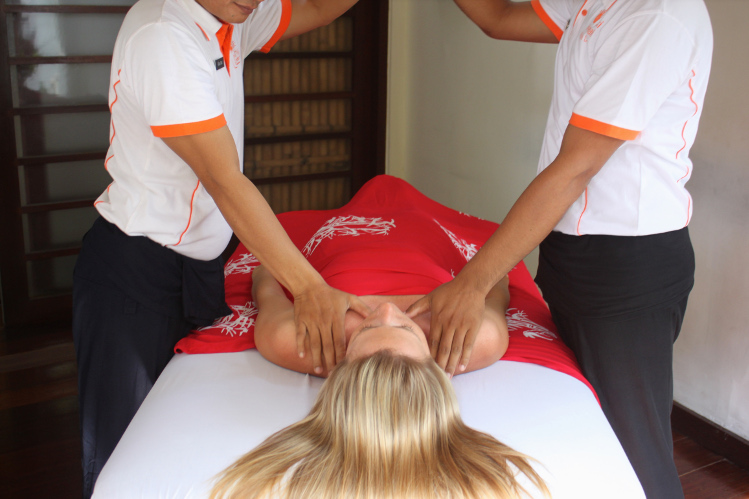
left=11, top=104, right=108, bottom=116
left=20, top=199, right=94, bottom=214
left=16, top=174, right=350, bottom=213
left=250, top=170, right=350, bottom=186
left=1, top=5, right=131, bottom=14
left=14, top=134, right=351, bottom=166
left=11, top=93, right=354, bottom=113
left=17, top=152, right=106, bottom=166
left=247, top=51, right=351, bottom=60
left=8, top=55, right=112, bottom=66
left=0, top=342, right=75, bottom=374
left=25, top=247, right=81, bottom=262
left=245, top=91, right=353, bottom=104
left=245, top=131, right=350, bottom=146
left=0, top=377, right=78, bottom=411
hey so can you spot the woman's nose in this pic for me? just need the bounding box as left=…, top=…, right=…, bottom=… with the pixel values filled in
left=373, top=302, right=401, bottom=322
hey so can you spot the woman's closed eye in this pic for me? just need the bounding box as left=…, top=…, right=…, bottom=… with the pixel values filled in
left=360, top=324, right=415, bottom=333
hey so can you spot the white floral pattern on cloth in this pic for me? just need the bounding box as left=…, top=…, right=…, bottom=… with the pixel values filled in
left=506, top=308, right=558, bottom=341
left=197, top=302, right=258, bottom=337
left=434, top=219, right=478, bottom=261
left=434, top=219, right=520, bottom=274
left=302, top=216, right=396, bottom=256
left=459, top=211, right=486, bottom=221
left=224, top=252, right=260, bottom=277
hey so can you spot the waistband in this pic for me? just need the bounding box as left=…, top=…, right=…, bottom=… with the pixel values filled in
left=74, top=217, right=230, bottom=325
left=535, top=228, right=695, bottom=319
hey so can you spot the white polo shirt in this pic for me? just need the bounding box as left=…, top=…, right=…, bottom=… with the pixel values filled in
left=532, top=0, right=713, bottom=236
left=95, top=0, right=291, bottom=260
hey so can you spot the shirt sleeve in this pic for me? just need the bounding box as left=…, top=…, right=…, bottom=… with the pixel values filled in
left=124, top=23, right=226, bottom=138
left=571, top=13, right=697, bottom=140
left=533, top=0, right=579, bottom=41
left=239, top=0, right=292, bottom=57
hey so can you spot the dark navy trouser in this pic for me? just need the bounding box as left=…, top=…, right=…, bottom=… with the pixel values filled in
left=536, top=228, right=694, bottom=499
left=73, top=278, right=191, bottom=498
left=72, top=217, right=229, bottom=498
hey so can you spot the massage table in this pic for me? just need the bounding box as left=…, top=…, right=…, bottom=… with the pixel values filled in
left=92, top=176, right=645, bottom=498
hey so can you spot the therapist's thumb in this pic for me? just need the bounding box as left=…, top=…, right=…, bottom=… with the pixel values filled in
left=348, top=295, right=373, bottom=318
left=406, top=296, right=431, bottom=318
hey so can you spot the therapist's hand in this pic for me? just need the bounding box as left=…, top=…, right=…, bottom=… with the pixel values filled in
left=406, top=277, right=487, bottom=376
left=293, top=283, right=371, bottom=374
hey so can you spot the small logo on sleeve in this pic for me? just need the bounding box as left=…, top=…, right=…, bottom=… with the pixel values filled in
left=215, top=58, right=225, bottom=71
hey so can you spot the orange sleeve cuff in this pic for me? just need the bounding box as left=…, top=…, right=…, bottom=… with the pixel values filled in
left=570, top=114, right=640, bottom=141
left=151, top=114, right=226, bottom=138
left=260, top=0, right=292, bottom=53
left=531, top=0, right=564, bottom=42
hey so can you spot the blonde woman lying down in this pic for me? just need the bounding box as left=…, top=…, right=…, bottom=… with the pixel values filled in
left=209, top=178, right=550, bottom=498
left=210, top=350, right=549, bottom=499
left=211, top=268, right=548, bottom=499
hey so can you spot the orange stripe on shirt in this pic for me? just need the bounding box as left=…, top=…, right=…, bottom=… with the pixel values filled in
left=576, top=187, right=589, bottom=235
left=195, top=22, right=210, bottom=41
left=570, top=113, right=639, bottom=141
left=260, top=0, right=292, bottom=53
left=104, top=154, right=114, bottom=171
left=531, top=0, right=564, bottom=41
left=109, top=71, right=121, bottom=144
left=173, top=180, right=201, bottom=247
left=151, top=114, right=226, bottom=138
left=216, top=23, right=234, bottom=76
left=110, top=70, right=121, bottom=112
left=676, top=70, right=699, bottom=165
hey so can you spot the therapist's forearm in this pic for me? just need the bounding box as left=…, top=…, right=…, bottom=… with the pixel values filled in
left=162, top=129, right=323, bottom=297
left=457, top=165, right=586, bottom=293
left=282, top=0, right=359, bottom=40
left=165, top=126, right=374, bottom=372
left=455, top=126, right=624, bottom=296
left=207, top=170, right=324, bottom=295
left=452, top=0, right=558, bottom=43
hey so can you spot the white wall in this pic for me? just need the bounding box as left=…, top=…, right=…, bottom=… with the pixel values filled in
left=387, top=0, right=558, bottom=274
left=387, top=0, right=749, bottom=439
left=672, top=0, right=749, bottom=439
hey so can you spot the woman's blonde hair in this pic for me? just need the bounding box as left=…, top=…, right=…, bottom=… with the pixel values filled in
left=210, top=351, right=549, bottom=499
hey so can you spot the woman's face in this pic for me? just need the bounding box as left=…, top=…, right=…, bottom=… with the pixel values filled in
left=346, top=302, right=430, bottom=361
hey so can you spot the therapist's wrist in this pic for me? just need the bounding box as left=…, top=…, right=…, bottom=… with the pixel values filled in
left=454, top=263, right=500, bottom=298
left=282, top=266, right=327, bottom=299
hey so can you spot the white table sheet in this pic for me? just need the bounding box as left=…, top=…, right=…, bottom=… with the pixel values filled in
left=94, top=351, right=644, bottom=498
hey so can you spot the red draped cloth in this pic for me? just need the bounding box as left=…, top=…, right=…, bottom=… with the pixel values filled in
left=175, top=175, right=596, bottom=397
